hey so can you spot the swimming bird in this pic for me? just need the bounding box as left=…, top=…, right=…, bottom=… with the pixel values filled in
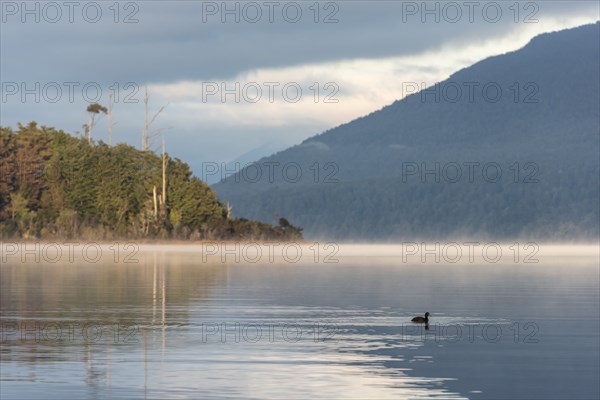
left=411, top=312, right=429, bottom=323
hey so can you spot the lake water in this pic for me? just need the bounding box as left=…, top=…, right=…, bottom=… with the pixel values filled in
left=1, top=243, right=598, bottom=399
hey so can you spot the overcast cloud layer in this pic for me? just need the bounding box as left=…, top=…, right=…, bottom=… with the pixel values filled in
left=1, top=1, right=598, bottom=176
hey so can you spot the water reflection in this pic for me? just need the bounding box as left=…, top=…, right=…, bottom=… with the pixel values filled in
left=1, top=246, right=599, bottom=399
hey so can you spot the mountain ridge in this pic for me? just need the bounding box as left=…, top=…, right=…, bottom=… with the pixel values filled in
left=214, top=22, right=600, bottom=240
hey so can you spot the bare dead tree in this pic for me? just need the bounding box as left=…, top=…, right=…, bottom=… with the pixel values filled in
left=142, top=86, right=168, bottom=151
left=107, top=94, right=117, bottom=146
left=162, top=137, right=167, bottom=211
left=226, top=202, right=233, bottom=220
left=153, top=186, right=158, bottom=217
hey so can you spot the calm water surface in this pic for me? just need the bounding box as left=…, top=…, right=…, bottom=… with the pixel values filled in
left=1, top=244, right=598, bottom=399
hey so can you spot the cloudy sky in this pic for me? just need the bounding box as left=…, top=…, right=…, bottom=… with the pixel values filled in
left=1, top=1, right=598, bottom=179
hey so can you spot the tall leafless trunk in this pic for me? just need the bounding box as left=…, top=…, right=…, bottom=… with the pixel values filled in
left=142, top=86, right=166, bottom=151
left=162, top=138, right=167, bottom=210
left=86, top=114, right=93, bottom=144
left=107, top=94, right=114, bottom=145
left=143, top=87, right=149, bottom=150
left=153, top=186, right=158, bottom=217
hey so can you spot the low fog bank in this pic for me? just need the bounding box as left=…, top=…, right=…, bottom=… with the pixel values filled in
left=1, top=241, right=597, bottom=266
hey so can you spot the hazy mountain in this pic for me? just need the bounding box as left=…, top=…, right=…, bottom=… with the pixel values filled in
left=203, top=142, right=292, bottom=185
left=213, top=23, right=600, bottom=241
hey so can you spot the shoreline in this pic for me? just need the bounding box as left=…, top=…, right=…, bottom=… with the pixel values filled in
left=1, top=237, right=598, bottom=245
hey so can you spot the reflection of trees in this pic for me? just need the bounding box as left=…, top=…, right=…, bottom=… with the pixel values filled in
left=0, top=250, right=223, bottom=390
left=1, top=251, right=221, bottom=320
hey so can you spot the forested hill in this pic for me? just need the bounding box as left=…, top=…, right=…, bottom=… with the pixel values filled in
left=0, top=123, right=302, bottom=241
left=214, top=23, right=600, bottom=240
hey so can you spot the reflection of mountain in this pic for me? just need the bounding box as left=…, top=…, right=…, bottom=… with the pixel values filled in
left=214, top=23, right=600, bottom=240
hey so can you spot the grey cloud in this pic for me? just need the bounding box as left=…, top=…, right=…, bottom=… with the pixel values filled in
left=3, top=1, right=597, bottom=84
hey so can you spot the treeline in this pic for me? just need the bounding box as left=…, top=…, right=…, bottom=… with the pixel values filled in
left=226, top=170, right=599, bottom=240
left=0, top=122, right=303, bottom=241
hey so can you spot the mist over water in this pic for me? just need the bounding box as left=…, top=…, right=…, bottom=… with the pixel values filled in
left=1, top=244, right=598, bottom=399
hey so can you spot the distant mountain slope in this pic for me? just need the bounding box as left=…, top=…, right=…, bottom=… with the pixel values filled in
left=214, top=23, right=600, bottom=240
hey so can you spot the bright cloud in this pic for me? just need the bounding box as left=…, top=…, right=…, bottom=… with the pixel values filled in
left=149, top=15, right=597, bottom=135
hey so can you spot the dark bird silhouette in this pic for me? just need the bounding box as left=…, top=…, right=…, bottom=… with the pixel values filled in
left=411, top=312, right=429, bottom=323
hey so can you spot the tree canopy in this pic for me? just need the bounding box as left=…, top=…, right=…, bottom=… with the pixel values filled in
left=0, top=122, right=303, bottom=241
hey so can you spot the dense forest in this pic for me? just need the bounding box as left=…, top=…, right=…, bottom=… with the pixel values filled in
left=0, top=122, right=303, bottom=241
